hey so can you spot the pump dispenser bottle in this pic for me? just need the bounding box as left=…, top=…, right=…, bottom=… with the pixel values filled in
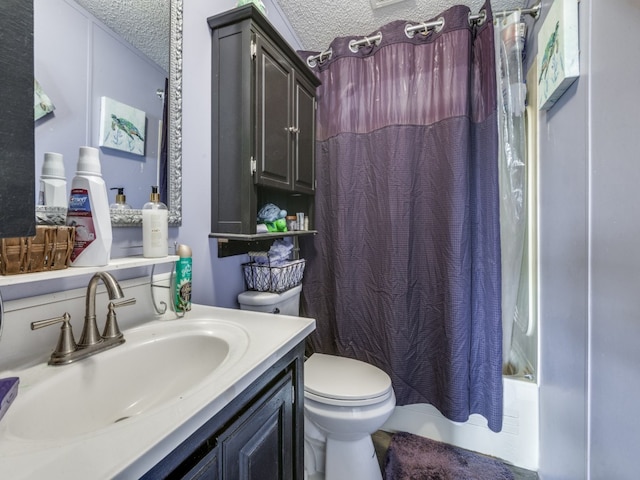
left=142, top=186, right=168, bottom=257
left=109, top=187, right=131, bottom=210
left=66, top=146, right=112, bottom=266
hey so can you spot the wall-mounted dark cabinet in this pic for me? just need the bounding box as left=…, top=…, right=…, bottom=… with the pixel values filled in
left=208, top=5, right=320, bottom=239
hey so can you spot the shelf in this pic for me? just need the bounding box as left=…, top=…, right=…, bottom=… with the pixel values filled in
left=210, top=231, right=317, bottom=258
left=209, top=230, right=317, bottom=241
left=0, top=255, right=178, bottom=287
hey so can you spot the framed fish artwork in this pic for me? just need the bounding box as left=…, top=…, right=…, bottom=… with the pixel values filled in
left=34, top=79, right=55, bottom=120
left=537, top=0, right=579, bottom=111
left=98, top=96, right=146, bottom=155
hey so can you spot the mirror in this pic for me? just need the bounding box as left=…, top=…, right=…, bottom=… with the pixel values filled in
left=34, top=0, right=182, bottom=227
left=111, top=0, right=182, bottom=227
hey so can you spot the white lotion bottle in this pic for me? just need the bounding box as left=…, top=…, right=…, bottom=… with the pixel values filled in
left=142, top=186, right=168, bottom=258
left=39, top=152, right=67, bottom=207
left=66, top=146, right=112, bottom=266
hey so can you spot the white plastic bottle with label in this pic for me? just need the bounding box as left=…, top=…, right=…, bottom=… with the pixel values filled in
left=38, top=152, right=67, bottom=208
left=142, top=186, right=168, bottom=258
left=66, top=147, right=112, bottom=267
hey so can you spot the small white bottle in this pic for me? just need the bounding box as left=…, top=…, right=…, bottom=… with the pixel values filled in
left=142, top=186, right=168, bottom=258
left=66, top=147, right=112, bottom=267
left=39, top=152, right=67, bottom=208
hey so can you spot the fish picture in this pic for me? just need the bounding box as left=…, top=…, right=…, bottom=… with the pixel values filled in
left=537, top=0, right=579, bottom=111
left=34, top=78, right=55, bottom=120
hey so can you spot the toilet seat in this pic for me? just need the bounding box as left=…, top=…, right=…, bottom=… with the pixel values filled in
left=304, top=353, right=393, bottom=407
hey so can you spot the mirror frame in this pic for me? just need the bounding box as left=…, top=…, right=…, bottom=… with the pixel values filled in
left=111, top=0, right=182, bottom=227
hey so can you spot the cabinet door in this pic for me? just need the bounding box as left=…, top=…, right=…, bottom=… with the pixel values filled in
left=255, top=34, right=293, bottom=190
left=221, top=372, right=294, bottom=480
left=293, top=77, right=316, bottom=194
left=183, top=446, right=220, bottom=480
left=211, top=20, right=256, bottom=235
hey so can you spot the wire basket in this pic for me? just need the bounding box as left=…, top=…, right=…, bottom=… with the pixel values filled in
left=242, top=259, right=305, bottom=293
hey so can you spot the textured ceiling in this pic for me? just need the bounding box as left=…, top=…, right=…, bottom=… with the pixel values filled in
left=275, top=0, right=530, bottom=51
left=76, top=0, right=170, bottom=72
left=76, top=0, right=529, bottom=72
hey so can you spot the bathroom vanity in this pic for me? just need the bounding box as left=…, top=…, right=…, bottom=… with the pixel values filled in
left=143, top=341, right=303, bottom=479
left=0, top=266, right=314, bottom=479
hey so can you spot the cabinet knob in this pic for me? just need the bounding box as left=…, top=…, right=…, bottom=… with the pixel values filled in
left=286, top=126, right=300, bottom=134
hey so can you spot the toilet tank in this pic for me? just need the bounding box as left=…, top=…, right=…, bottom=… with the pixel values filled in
left=237, top=284, right=302, bottom=316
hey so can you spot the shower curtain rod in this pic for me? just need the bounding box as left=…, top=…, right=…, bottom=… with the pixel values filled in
left=306, top=1, right=541, bottom=68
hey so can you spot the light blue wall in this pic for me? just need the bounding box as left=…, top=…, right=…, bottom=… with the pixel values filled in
left=534, top=0, right=589, bottom=473
left=34, top=0, right=167, bottom=211
left=588, top=0, right=640, bottom=477
left=531, top=0, right=640, bottom=478
left=180, top=0, right=304, bottom=308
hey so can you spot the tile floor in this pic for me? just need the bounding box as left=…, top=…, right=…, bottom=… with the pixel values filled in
left=372, top=430, right=539, bottom=479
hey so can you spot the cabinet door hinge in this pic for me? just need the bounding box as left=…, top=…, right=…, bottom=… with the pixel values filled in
left=250, top=156, right=257, bottom=175
left=291, top=384, right=296, bottom=404
left=250, top=39, right=257, bottom=59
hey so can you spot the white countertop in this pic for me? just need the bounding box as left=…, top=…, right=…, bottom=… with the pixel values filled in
left=0, top=304, right=315, bottom=479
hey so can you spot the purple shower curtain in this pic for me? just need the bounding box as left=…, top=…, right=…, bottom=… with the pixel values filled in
left=300, top=2, right=503, bottom=432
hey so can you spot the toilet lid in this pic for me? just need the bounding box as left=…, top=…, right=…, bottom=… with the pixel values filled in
left=304, top=353, right=392, bottom=403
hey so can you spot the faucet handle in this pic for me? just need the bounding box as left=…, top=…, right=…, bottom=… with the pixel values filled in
left=111, top=298, right=137, bottom=309
left=102, top=298, right=136, bottom=340
left=31, top=312, right=77, bottom=361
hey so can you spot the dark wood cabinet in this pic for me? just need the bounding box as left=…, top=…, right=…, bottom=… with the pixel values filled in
left=221, top=372, right=294, bottom=479
left=142, top=343, right=305, bottom=479
left=255, top=34, right=316, bottom=196
left=209, top=5, right=320, bottom=238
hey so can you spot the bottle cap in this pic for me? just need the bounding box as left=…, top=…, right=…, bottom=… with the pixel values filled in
left=176, top=244, right=192, bottom=258
left=111, top=187, right=126, bottom=203
left=42, top=152, right=65, bottom=178
left=76, top=146, right=102, bottom=174
left=150, top=185, right=160, bottom=202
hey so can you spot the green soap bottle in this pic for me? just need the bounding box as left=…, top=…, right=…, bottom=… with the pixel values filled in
left=175, top=244, right=192, bottom=312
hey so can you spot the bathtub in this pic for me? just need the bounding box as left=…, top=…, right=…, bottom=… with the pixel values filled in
left=381, top=373, right=539, bottom=471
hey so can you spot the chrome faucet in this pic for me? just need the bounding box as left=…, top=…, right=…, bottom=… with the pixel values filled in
left=31, top=272, right=136, bottom=366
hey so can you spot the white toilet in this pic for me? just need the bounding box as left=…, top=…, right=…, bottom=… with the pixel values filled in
left=238, top=285, right=396, bottom=480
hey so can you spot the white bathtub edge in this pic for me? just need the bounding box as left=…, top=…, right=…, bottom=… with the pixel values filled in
left=381, top=377, right=539, bottom=471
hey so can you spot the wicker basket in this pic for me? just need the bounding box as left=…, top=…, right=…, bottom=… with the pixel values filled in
left=242, top=259, right=305, bottom=293
left=0, top=226, right=75, bottom=275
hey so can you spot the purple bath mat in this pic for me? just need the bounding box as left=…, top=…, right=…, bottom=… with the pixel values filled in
left=384, top=432, right=514, bottom=480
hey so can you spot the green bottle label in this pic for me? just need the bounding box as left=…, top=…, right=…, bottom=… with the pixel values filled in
left=175, top=257, right=192, bottom=312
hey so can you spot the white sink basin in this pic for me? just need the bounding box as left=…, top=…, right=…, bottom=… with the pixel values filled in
left=5, top=319, right=249, bottom=440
